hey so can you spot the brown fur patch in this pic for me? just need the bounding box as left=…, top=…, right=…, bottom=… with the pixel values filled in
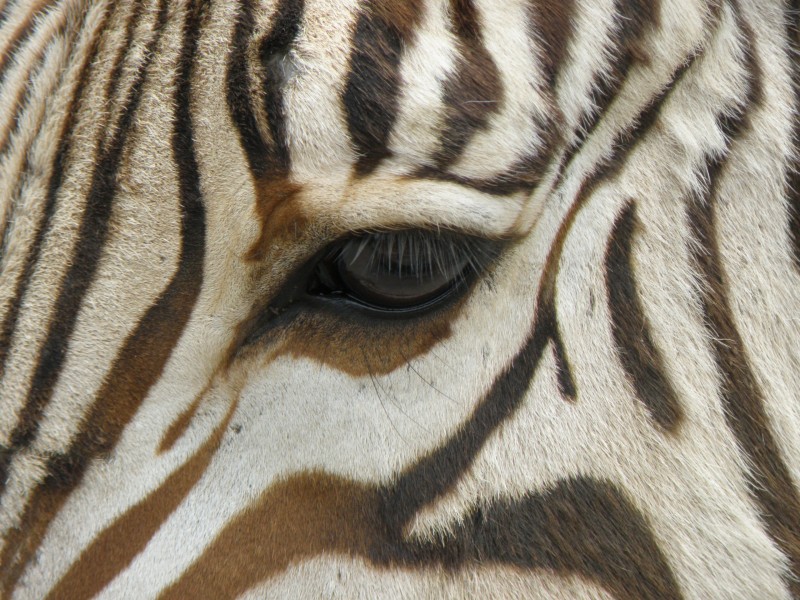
left=157, top=471, right=679, bottom=600
left=246, top=178, right=305, bottom=261
left=278, top=309, right=453, bottom=377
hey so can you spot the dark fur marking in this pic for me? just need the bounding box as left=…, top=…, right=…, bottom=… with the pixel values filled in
left=787, top=0, right=800, bottom=268
left=343, top=0, right=423, bottom=176
left=0, top=0, right=176, bottom=592
left=258, top=0, right=305, bottom=176
left=226, top=0, right=270, bottom=176
left=605, top=201, right=682, bottom=430
left=156, top=470, right=680, bottom=600
left=526, top=48, right=701, bottom=409
left=0, top=9, right=71, bottom=157
left=427, top=0, right=502, bottom=170
left=8, top=0, right=155, bottom=452
left=686, top=8, right=800, bottom=592
left=566, top=0, right=662, bottom=164
left=0, top=2, right=103, bottom=394
left=530, top=0, right=577, bottom=86
left=0, top=0, right=52, bottom=88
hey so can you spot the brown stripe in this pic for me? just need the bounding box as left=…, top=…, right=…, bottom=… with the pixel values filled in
left=159, top=470, right=679, bottom=600
left=48, top=43, right=700, bottom=598
left=605, top=201, right=682, bottom=431
left=8, top=0, right=154, bottom=451
left=0, top=0, right=52, bottom=87
left=686, top=9, right=800, bottom=593
left=0, top=0, right=180, bottom=592
left=158, top=382, right=210, bottom=454
left=62, top=45, right=699, bottom=597
left=426, top=0, right=502, bottom=171
left=343, top=0, right=423, bottom=176
left=49, top=363, right=233, bottom=600
left=787, top=0, right=800, bottom=268
left=564, top=0, right=662, bottom=165
left=0, top=5, right=71, bottom=157
left=0, top=2, right=112, bottom=488
left=0, top=469, right=70, bottom=595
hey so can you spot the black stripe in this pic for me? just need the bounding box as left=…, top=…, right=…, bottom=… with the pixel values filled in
left=554, top=0, right=666, bottom=188
left=551, top=327, right=577, bottom=399
left=529, top=0, right=577, bottom=87
left=787, top=0, right=800, bottom=268
left=427, top=0, right=502, bottom=171
left=258, top=0, right=304, bottom=176
left=102, top=0, right=147, bottom=136
left=573, top=0, right=661, bottom=150
left=0, top=3, right=112, bottom=430
left=226, top=0, right=269, bottom=176
left=0, top=9, right=77, bottom=251
left=8, top=0, right=162, bottom=450
left=381, top=48, right=703, bottom=535
left=0, top=0, right=52, bottom=88
left=606, top=201, right=682, bottom=431
left=416, top=125, right=562, bottom=197
left=64, top=0, right=207, bottom=469
left=343, top=0, right=422, bottom=176
left=687, top=9, right=800, bottom=593
left=0, top=0, right=206, bottom=592
left=416, top=1, right=569, bottom=196
left=391, top=477, right=682, bottom=600
left=0, top=8, right=72, bottom=158
left=226, top=0, right=304, bottom=179
left=531, top=49, right=700, bottom=406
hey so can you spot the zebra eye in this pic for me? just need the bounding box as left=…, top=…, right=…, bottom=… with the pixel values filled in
left=308, top=231, right=497, bottom=313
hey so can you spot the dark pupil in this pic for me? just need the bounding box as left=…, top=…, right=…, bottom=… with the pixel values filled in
left=335, top=235, right=469, bottom=309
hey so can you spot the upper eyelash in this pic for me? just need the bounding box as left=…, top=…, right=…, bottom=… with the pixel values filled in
left=344, top=230, right=499, bottom=279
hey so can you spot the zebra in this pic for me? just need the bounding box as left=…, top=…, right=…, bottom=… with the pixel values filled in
left=0, top=0, right=799, bottom=597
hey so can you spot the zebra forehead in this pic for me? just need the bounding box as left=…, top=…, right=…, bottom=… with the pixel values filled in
left=226, top=0, right=560, bottom=195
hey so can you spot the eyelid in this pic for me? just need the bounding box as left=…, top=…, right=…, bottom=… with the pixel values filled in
left=236, top=228, right=505, bottom=352
left=297, top=177, right=527, bottom=239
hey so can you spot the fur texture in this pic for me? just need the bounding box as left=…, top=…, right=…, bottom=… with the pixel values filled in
left=0, top=0, right=799, bottom=598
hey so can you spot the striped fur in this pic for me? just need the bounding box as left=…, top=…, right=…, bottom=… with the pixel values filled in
left=1, top=0, right=799, bottom=597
